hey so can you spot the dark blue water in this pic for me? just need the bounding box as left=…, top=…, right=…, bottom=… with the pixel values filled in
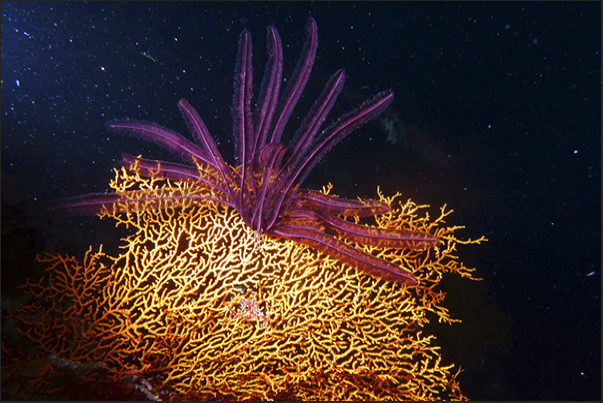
left=2, top=2, right=599, bottom=400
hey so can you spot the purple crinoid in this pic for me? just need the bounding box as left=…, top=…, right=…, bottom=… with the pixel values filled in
left=56, top=18, right=439, bottom=285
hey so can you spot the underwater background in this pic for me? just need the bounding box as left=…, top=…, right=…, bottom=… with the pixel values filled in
left=2, top=2, right=599, bottom=400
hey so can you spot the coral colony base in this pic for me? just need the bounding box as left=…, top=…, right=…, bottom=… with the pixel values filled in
left=2, top=17, right=484, bottom=400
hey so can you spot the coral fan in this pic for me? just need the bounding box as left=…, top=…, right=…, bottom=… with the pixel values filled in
left=3, top=165, right=483, bottom=400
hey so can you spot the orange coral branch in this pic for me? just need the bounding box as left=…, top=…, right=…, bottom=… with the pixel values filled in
left=3, top=166, right=483, bottom=400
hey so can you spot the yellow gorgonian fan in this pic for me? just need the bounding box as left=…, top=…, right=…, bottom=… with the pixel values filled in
left=4, top=165, right=484, bottom=400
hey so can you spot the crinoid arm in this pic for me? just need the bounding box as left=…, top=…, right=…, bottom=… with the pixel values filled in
left=107, top=119, right=211, bottom=167
left=295, top=189, right=392, bottom=217
left=316, top=210, right=440, bottom=250
left=120, top=154, right=228, bottom=194
left=50, top=192, right=124, bottom=216
left=257, top=90, right=395, bottom=232
left=272, top=221, right=418, bottom=285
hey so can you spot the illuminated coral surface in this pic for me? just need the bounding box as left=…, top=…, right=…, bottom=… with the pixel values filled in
left=3, top=166, right=483, bottom=400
